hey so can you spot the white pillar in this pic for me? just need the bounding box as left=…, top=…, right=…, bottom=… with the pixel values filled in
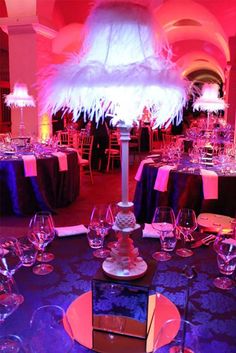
left=0, top=17, right=57, bottom=137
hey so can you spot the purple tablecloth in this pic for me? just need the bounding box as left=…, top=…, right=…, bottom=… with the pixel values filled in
left=134, top=159, right=236, bottom=223
left=3, top=230, right=236, bottom=352
left=0, top=150, right=79, bottom=215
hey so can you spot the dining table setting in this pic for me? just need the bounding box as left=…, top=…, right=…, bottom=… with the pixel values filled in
left=0, top=205, right=236, bottom=353
left=133, top=139, right=236, bottom=224
left=0, top=137, right=80, bottom=215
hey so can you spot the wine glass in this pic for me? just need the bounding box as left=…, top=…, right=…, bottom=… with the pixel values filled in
left=0, top=275, right=20, bottom=325
left=88, top=205, right=111, bottom=258
left=106, top=203, right=120, bottom=249
left=0, top=237, right=22, bottom=278
left=176, top=208, right=197, bottom=257
left=213, top=237, right=236, bottom=290
left=153, top=318, right=199, bottom=353
left=152, top=207, right=176, bottom=261
left=28, top=213, right=55, bottom=275
left=16, top=236, right=38, bottom=268
left=29, top=305, right=74, bottom=353
left=0, top=276, right=26, bottom=352
left=35, top=212, right=55, bottom=263
left=0, top=335, right=27, bottom=353
left=0, top=237, right=24, bottom=304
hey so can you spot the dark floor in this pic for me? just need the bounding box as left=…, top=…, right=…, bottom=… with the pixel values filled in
left=0, top=153, right=145, bottom=238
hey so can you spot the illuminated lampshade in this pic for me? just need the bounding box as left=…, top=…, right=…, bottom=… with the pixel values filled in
left=193, top=83, right=227, bottom=130
left=5, top=83, right=35, bottom=137
left=5, top=83, right=35, bottom=108
left=39, top=0, right=187, bottom=279
left=193, top=83, right=227, bottom=113
left=39, top=1, right=187, bottom=128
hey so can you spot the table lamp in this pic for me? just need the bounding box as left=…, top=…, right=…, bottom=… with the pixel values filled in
left=5, top=83, right=35, bottom=137
left=39, top=0, right=187, bottom=279
left=193, top=83, right=227, bottom=130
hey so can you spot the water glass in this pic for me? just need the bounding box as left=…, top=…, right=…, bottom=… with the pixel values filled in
left=216, top=253, right=236, bottom=276
left=16, top=236, right=38, bottom=267
left=213, top=238, right=236, bottom=290
left=88, top=205, right=111, bottom=258
left=87, top=225, right=104, bottom=249
left=0, top=237, right=22, bottom=278
left=152, top=207, right=176, bottom=261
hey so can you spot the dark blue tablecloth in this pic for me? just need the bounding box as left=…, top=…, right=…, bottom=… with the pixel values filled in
left=2, top=231, right=236, bottom=352
left=133, top=160, right=236, bottom=224
left=0, top=151, right=80, bottom=215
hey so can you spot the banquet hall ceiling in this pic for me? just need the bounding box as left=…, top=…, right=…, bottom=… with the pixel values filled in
left=0, top=0, right=236, bottom=84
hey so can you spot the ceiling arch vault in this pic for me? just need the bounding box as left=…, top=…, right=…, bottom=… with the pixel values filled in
left=1, top=0, right=236, bottom=86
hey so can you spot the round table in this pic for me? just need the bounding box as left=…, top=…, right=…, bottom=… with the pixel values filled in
left=134, top=157, right=236, bottom=223
left=0, top=150, right=79, bottom=215
left=4, top=230, right=236, bottom=353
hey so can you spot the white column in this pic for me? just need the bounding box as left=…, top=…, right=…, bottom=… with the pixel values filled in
left=0, top=17, right=57, bottom=137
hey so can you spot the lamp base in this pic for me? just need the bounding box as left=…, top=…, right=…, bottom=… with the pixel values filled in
left=102, top=256, right=147, bottom=280
left=103, top=207, right=147, bottom=280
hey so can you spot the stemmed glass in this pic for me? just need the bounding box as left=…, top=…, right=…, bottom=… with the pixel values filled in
left=88, top=204, right=112, bottom=258
left=0, top=237, right=24, bottom=304
left=106, top=203, right=120, bottom=249
left=213, top=235, right=236, bottom=290
left=29, top=305, right=74, bottom=353
left=0, top=276, right=25, bottom=353
left=28, top=213, right=55, bottom=275
left=35, top=212, right=55, bottom=263
left=176, top=208, right=197, bottom=257
left=152, top=207, right=176, bottom=261
left=153, top=318, right=199, bottom=353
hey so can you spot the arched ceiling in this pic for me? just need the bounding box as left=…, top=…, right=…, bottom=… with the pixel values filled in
left=1, top=0, right=236, bottom=84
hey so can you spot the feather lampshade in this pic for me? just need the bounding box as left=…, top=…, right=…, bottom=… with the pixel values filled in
left=193, top=83, right=227, bottom=129
left=39, top=0, right=187, bottom=279
left=5, top=83, right=35, bottom=136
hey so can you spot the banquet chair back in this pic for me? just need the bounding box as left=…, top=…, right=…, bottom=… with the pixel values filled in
left=162, top=132, right=174, bottom=147
left=58, top=131, right=70, bottom=146
left=78, top=135, right=94, bottom=184
left=0, top=132, right=11, bottom=143
left=129, top=127, right=141, bottom=163
left=105, top=132, right=120, bottom=172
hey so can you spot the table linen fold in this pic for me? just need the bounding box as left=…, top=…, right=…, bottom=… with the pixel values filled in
left=154, top=165, right=175, bottom=192
left=142, top=223, right=160, bottom=238
left=135, top=158, right=154, bottom=181
left=55, top=224, right=88, bottom=237
left=22, top=155, right=37, bottom=177
left=52, top=152, right=68, bottom=171
left=200, top=169, right=218, bottom=199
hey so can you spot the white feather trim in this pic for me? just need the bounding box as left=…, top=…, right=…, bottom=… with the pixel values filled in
left=38, top=1, right=187, bottom=128
left=193, top=83, right=227, bottom=113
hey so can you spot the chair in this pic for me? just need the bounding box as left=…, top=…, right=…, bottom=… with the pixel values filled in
left=57, top=131, right=70, bottom=146
left=105, top=132, right=120, bottom=172
left=162, top=132, right=174, bottom=147
left=78, top=135, right=94, bottom=184
left=0, top=133, right=11, bottom=143
left=129, top=128, right=141, bottom=163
